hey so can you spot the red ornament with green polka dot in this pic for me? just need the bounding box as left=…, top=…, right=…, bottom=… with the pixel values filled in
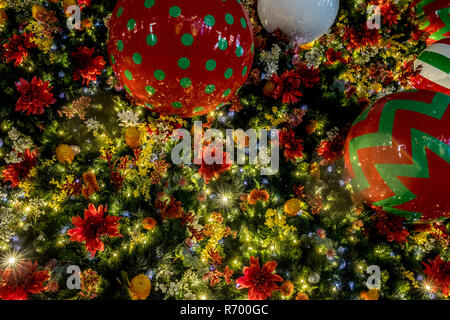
left=107, top=0, right=254, bottom=118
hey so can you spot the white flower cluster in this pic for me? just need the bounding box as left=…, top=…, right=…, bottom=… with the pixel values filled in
left=3, top=0, right=40, bottom=11
left=325, top=127, right=340, bottom=142
left=117, top=110, right=140, bottom=128
left=0, top=197, right=48, bottom=244
left=0, top=206, right=16, bottom=243
left=353, top=47, right=380, bottom=65
left=85, top=118, right=102, bottom=133
left=304, top=46, right=325, bottom=69
left=154, top=267, right=197, bottom=299
left=4, top=128, right=34, bottom=164
left=375, top=85, right=398, bottom=100
left=260, top=44, right=282, bottom=79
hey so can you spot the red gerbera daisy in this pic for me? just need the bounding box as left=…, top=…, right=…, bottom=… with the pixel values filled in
left=71, top=46, right=106, bottom=85
left=68, top=204, right=122, bottom=257
left=2, top=33, right=37, bottom=67
left=0, top=260, right=50, bottom=300
left=198, top=144, right=232, bottom=184
left=343, top=25, right=381, bottom=51
left=236, top=256, right=283, bottom=300
left=1, top=149, right=38, bottom=188
left=316, top=132, right=346, bottom=165
left=423, top=255, right=450, bottom=297
left=15, top=77, right=57, bottom=115
left=373, top=0, right=400, bottom=27
left=271, top=69, right=303, bottom=105
left=279, top=129, right=304, bottom=161
left=294, top=62, right=321, bottom=89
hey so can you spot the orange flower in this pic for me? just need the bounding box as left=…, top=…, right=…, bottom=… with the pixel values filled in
left=360, top=289, right=380, bottom=300
left=129, top=274, right=151, bottom=300
left=81, top=171, right=100, bottom=200
left=125, top=127, right=141, bottom=149
left=247, top=189, right=270, bottom=205
left=143, top=217, right=157, bottom=231
left=295, top=292, right=309, bottom=300
left=306, top=120, right=318, bottom=135
left=56, top=144, right=75, bottom=164
left=284, top=198, right=303, bottom=217
left=280, top=280, right=294, bottom=297
left=81, top=184, right=95, bottom=200
left=63, top=0, right=77, bottom=15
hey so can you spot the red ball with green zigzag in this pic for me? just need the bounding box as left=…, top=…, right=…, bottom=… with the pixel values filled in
left=344, top=90, right=450, bottom=221
left=412, top=0, right=450, bottom=44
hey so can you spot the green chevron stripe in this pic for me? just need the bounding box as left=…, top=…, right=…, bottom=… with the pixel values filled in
left=349, top=93, right=449, bottom=192
left=351, top=104, right=372, bottom=126
left=416, top=0, right=436, bottom=17
left=373, top=129, right=450, bottom=219
left=418, top=51, right=450, bottom=73
left=416, top=0, right=437, bottom=29
left=430, top=8, right=450, bottom=41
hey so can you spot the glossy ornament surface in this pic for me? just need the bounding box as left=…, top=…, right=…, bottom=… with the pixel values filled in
left=344, top=90, right=450, bottom=221
left=412, top=37, right=450, bottom=95
left=413, top=0, right=450, bottom=44
left=107, top=0, right=254, bottom=118
left=257, top=0, right=339, bottom=44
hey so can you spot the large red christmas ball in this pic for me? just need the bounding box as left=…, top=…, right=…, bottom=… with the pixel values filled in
left=107, top=0, right=254, bottom=118
left=344, top=90, right=450, bottom=221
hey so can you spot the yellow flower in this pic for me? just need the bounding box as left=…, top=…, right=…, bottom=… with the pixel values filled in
left=31, top=5, right=45, bottom=20
left=125, top=127, right=141, bottom=149
left=265, top=208, right=297, bottom=234
left=129, top=274, right=151, bottom=300
left=284, top=199, right=303, bottom=217
left=298, top=41, right=315, bottom=50
left=56, top=144, right=75, bottom=164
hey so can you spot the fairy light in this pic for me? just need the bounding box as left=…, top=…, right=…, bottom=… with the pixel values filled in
left=1, top=250, right=25, bottom=269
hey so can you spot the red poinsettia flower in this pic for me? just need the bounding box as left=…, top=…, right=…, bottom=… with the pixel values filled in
left=316, top=132, right=346, bottom=165
left=372, top=210, right=410, bottom=243
left=423, top=255, right=450, bottom=297
left=2, top=33, right=37, bottom=66
left=236, top=256, right=283, bottom=300
left=15, top=77, right=57, bottom=115
left=0, top=260, right=50, bottom=300
left=71, top=46, right=106, bottom=85
left=68, top=204, right=122, bottom=257
left=343, top=25, right=381, bottom=51
left=198, top=144, right=232, bottom=184
left=279, top=129, right=304, bottom=161
left=271, top=69, right=303, bottom=104
left=155, top=194, right=184, bottom=220
left=294, top=62, right=321, bottom=88
left=373, top=0, right=400, bottom=27
left=325, top=48, right=343, bottom=65
left=1, top=149, right=38, bottom=188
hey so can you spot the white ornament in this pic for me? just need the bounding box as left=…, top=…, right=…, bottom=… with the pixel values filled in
left=257, top=0, right=340, bottom=44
